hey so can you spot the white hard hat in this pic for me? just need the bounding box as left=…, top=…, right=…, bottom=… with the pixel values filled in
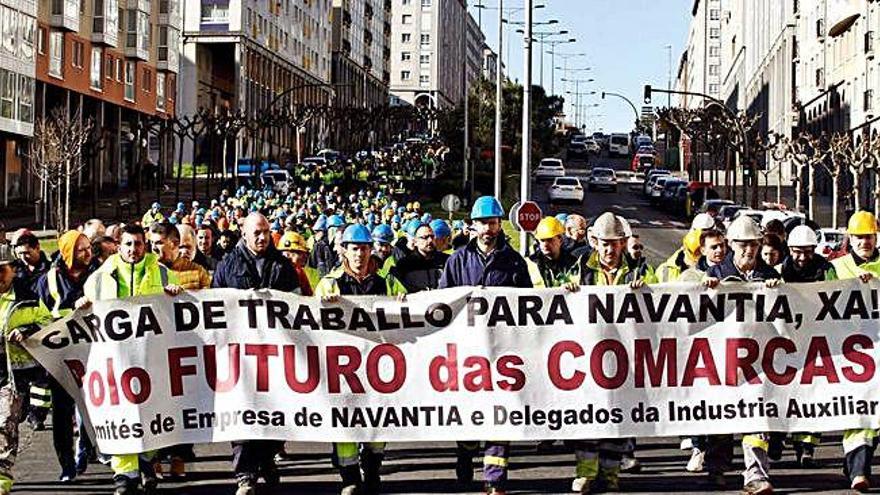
left=727, top=215, right=762, bottom=241
left=788, top=225, right=818, bottom=248
left=592, top=212, right=627, bottom=240
left=691, top=213, right=716, bottom=231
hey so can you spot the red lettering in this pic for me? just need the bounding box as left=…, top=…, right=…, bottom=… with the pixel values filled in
left=64, top=359, right=85, bottom=388
left=590, top=339, right=628, bottom=389
left=634, top=338, right=677, bottom=387
left=842, top=334, right=875, bottom=383
left=205, top=344, right=241, bottom=392
left=462, top=356, right=492, bottom=391
left=681, top=338, right=720, bottom=386
left=244, top=344, right=279, bottom=392
left=366, top=344, right=406, bottom=393
left=762, top=337, right=796, bottom=385
left=88, top=371, right=105, bottom=406
left=547, top=340, right=585, bottom=391
left=105, top=358, right=119, bottom=405
left=167, top=346, right=198, bottom=396
left=428, top=344, right=459, bottom=392
left=801, top=336, right=840, bottom=384
left=283, top=345, right=320, bottom=393
left=326, top=346, right=364, bottom=393
left=725, top=338, right=761, bottom=386
left=120, top=367, right=151, bottom=404
left=496, top=355, right=525, bottom=391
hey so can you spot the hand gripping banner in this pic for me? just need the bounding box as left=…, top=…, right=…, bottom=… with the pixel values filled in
left=22, top=281, right=880, bottom=454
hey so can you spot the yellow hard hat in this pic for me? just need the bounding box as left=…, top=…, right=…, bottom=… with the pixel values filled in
left=683, top=229, right=702, bottom=260
left=413, top=201, right=421, bottom=211
left=535, top=217, right=565, bottom=240
left=847, top=210, right=878, bottom=235
left=278, top=232, right=308, bottom=252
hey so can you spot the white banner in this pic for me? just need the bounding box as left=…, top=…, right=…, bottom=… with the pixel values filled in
left=23, top=280, right=880, bottom=454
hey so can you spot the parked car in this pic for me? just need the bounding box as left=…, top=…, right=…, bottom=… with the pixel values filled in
left=633, top=135, right=653, bottom=150
left=592, top=132, right=608, bottom=147
left=583, top=139, right=602, bottom=154
left=534, top=158, right=566, bottom=181
left=718, top=204, right=747, bottom=227
left=700, top=199, right=736, bottom=215
left=660, top=179, right=688, bottom=209
left=567, top=142, right=589, bottom=160
left=649, top=176, right=672, bottom=203
left=615, top=170, right=645, bottom=185
left=643, top=169, right=671, bottom=196
left=260, top=169, right=295, bottom=195
left=548, top=176, right=585, bottom=204
left=587, top=167, right=618, bottom=192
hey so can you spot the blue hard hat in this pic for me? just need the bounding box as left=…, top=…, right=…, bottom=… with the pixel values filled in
left=397, top=206, right=406, bottom=215
left=555, top=213, right=569, bottom=223
left=421, top=213, right=433, bottom=223
left=342, top=224, right=373, bottom=244
left=176, top=202, right=185, bottom=210
left=430, top=219, right=451, bottom=239
left=372, top=224, right=395, bottom=244
left=470, top=196, right=504, bottom=220
left=271, top=220, right=282, bottom=231
left=195, top=215, right=204, bottom=225
left=366, top=213, right=377, bottom=225
left=392, top=215, right=402, bottom=224
left=197, top=208, right=206, bottom=215
left=327, top=215, right=345, bottom=228
left=313, top=215, right=328, bottom=231
left=168, top=216, right=178, bottom=225
left=453, top=220, right=465, bottom=230
left=151, top=202, right=160, bottom=210
left=405, top=219, right=425, bottom=238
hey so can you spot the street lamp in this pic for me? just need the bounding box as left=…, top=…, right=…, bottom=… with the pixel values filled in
left=520, top=0, right=535, bottom=254
left=516, top=28, right=569, bottom=88
left=544, top=38, right=577, bottom=95
left=562, top=77, right=594, bottom=128
left=557, top=66, right=591, bottom=117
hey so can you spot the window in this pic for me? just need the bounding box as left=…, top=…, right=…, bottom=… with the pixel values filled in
left=116, top=58, right=123, bottom=82
left=18, top=75, right=32, bottom=123
left=401, top=70, right=411, bottom=80
left=401, top=51, right=411, bottom=61
left=708, top=83, right=719, bottom=94
left=49, top=30, right=64, bottom=78
left=90, top=46, right=102, bottom=89
left=421, top=0, right=431, bottom=6
left=0, top=71, right=14, bottom=119
left=865, top=89, right=874, bottom=111
left=709, top=28, right=720, bottom=39
left=72, top=40, right=84, bottom=68
left=3, top=7, right=18, bottom=57
left=710, top=9, right=720, bottom=20
left=157, top=72, right=165, bottom=110
left=815, top=68, right=824, bottom=87
left=124, top=61, right=134, bottom=100
left=401, top=14, right=412, bottom=24
left=37, top=27, right=46, bottom=54
left=201, top=0, right=229, bottom=23
left=401, top=33, right=411, bottom=43
left=816, top=18, right=825, bottom=38
left=419, top=74, right=429, bottom=86
left=420, top=33, right=430, bottom=46
left=142, top=67, right=151, bottom=92
left=18, top=15, right=34, bottom=62
left=420, top=53, right=430, bottom=65
left=709, top=46, right=720, bottom=57
left=709, top=64, right=719, bottom=75
left=105, top=55, right=113, bottom=79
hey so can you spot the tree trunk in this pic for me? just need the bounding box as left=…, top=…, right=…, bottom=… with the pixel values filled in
left=831, top=174, right=840, bottom=229
left=852, top=171, right=862, bottom=212
left=808, top=164, right=816, bottom=221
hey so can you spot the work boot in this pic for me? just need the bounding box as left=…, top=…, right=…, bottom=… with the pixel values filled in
left=339, top=465, right=362, bottom=495
left=235, top=476, right=256, bottom=495
left=741, top=479, right=773, bottom=494
left=455, top=453, right=474, bottom=484
left=362, top=451, right=384, bottom=494
left=113, top=475, right=140, bottom=495
left=851, top=475, right=870, bottom=492
left=620, top=455, right=641, bottom=473
left=571, top=476, right=591, bottom=493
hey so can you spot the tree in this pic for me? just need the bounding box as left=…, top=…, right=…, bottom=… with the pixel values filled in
left=778, top=132, right=832, bottom=217
left=820, top=133, right=853, bottom=229
left=28, top=108, right=94, bottom=231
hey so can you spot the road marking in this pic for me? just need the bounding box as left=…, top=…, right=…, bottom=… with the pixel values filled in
left=612, top=205, right=638, bottom=211
left=669, top=221, right=688, bottom=228
left=648, top=220, right=664, bottom=226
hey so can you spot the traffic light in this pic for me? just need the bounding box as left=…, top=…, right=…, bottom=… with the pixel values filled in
left=643, top=85, right=652, bottom=104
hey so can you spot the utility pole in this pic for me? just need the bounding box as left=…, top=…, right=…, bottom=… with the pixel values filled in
left=462, top=6, right=469, bottom=198
left=494, top=0, right=503, bottom=198
left=520, top=0, right=533, bottom=254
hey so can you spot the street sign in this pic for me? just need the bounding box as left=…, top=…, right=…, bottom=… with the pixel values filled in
left=513, top=201, right=542, bottom=232
left=440, top=194, right=462, bottom=213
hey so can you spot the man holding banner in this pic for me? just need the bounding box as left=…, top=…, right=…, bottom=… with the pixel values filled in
left=211, top=212, right=301, bottom=495
left=82, top=224, right=181, bottom=495
left=832, top=210, right=880, bottom=492
left=438, top=195, right=532, bottom=495
left=315, top=223, right=406, bottom=495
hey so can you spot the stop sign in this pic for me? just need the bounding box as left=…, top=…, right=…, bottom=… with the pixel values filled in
left=515, top=201, right=543, bottom=232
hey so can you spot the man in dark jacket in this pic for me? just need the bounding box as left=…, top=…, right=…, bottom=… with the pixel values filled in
left=391, top=222, right=449, bottom=292
left=34, top=231, right=96, bottom=482
left=439, top=196, right=531, bottom=495
left=193, top=225, right=221, bottom=271
left=212, top=213, right=300, bottom=495
left=307, top=217, right=336, bottom=277
left=11, top=232, right=51, bottom=291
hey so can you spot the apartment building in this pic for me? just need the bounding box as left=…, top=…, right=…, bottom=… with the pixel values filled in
left=677, top=0, right=724, bottom=108
left=330, top=0, right=390, bottom=109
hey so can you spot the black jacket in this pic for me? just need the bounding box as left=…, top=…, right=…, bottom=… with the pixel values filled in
left=706, top=257, right=780, bottom=282
left=779, top=255, right=835, bottom=283
left=212, top=241, right=301, bottom=292
left=308, top=237, right=337, bottom=277
left=13, top=252, right=51, bottom=292
left=193, top=250, right=219, bottom=272
left=391, top=250, right=449, bottom=292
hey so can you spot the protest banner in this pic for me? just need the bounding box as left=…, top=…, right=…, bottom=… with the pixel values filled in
left=23, top=280, right=880, bottom=454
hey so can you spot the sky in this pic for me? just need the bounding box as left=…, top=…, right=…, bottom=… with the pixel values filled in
left=467, top=0, right=693, bottom=133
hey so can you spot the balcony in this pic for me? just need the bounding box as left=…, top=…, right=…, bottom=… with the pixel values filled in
left=133, top=0, right=151, bottom=14
left=91, top=0, right=119, bottom=47
left=157, top=26, right=179, bottom=73
left=125, top=9, right=150, bottom=61
left=159, top=0, right=182, bottom=30
left=865, top=90, right=874, bottom=113
left=49, top=0, right=79, bottom=31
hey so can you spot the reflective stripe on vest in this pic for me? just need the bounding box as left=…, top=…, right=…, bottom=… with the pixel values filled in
left=46, top=267, right=63, bottom=319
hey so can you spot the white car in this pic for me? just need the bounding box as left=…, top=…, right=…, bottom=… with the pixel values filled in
left=608, top=133, right=631, bottom=157
left=615, top=171, right=645, bottom=185
left=534, top=158, right=566, bottom=181
left=583, top=139, right=601, bottom=154
left=548, top=177, right=585, bottom=204
left=587, top=167, right=618, bottom=192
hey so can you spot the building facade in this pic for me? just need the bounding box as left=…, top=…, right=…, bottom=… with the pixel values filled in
left=0, top=0, right=37, bottom=206
left=180, top=0, right=333, bottom=160
left=330, top=0, right=390, bottom=110
left=388, top=0, right=473, bottom=108
left=678, top=0, right=724, bottom=108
